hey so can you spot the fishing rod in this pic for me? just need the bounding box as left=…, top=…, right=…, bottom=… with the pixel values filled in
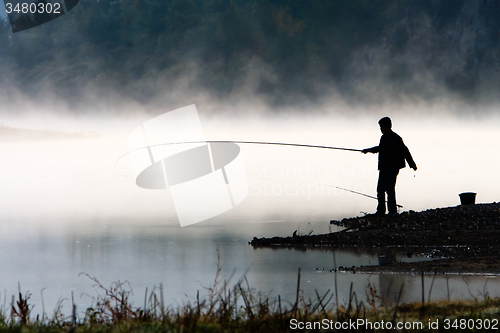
left=319, top=183, right=403, bottom=208
left=115, top=140, right=363, bottom=176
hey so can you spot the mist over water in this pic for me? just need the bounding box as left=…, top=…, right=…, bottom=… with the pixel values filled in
left=0, top=102, right=498, bottom=223
left=0, top=97, right=499, bottom=317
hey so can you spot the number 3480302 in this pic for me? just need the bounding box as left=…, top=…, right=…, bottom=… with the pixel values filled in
left=5, top=2, right=61, bottom=14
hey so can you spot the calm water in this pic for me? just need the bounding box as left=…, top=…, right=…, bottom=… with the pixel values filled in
left=1, top=217, right=500, bottom=318
left=1, top=114, right=500, bottom=317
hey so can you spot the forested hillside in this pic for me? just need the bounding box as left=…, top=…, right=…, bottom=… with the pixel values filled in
left=1, top=0, right=499, bottom=106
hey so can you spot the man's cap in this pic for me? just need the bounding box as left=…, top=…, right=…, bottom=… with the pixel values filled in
left=378, top=117, right=392, bottom=128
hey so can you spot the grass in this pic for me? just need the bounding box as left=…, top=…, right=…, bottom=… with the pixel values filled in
left=1, top=255, right=500, bottom=332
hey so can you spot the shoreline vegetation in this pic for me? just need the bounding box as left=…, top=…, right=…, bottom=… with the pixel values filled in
left=250, top=202, right=500, bottom=275
left=2, top=269, right=500, bottom=332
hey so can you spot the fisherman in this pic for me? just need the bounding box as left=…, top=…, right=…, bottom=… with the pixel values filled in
left=362, top=117, right=417, bottom=217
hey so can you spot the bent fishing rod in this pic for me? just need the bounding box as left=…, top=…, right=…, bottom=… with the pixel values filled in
left=115, top=140, right=363, bottom=176
left=319, top=184, right=403, bottom=208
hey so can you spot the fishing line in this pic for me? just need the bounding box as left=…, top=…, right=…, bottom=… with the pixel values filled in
left=115, top=140, right=363, bottom=177
left=319, top=183, right=403, bottom=208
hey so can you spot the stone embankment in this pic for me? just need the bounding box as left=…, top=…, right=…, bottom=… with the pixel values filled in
left=250, top=203, right=500, bottom=274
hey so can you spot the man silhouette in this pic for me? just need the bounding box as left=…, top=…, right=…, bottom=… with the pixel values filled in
left=362, top=117, right=417, bottom=217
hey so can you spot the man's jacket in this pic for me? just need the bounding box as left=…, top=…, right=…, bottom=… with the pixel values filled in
left=365, top=131, right=416, bottom=170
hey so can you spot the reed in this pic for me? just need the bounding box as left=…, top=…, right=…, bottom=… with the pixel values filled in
left=1, top=260, right=500, bottom=332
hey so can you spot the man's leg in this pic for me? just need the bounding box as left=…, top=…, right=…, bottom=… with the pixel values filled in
left=386, top=169, right=399, bottom=215
left=376, top=170, right=386, bottom=214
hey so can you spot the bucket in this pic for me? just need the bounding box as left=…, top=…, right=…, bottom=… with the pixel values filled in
left=459, top=192, right=476, bottom=205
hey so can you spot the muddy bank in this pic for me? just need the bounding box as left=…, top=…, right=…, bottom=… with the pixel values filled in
left=250, top=203, right=500, bottom=274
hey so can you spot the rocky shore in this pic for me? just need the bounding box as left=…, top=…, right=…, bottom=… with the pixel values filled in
left=250, top=203, right=500, bottom=274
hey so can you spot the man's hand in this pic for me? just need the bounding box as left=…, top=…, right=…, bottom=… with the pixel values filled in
left=411, top=164, right=418, bottom=171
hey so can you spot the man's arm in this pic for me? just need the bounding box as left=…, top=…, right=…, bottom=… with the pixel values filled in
left=402, top=145, right=417, bottom=170
left=362, top=146, right=379, bottom=154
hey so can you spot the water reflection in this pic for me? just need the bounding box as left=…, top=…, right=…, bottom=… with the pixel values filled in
left=2, top=220, right=499, bottom=317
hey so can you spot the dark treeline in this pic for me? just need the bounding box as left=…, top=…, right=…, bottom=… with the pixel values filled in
left=1, top=0, right=500, bottom=106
